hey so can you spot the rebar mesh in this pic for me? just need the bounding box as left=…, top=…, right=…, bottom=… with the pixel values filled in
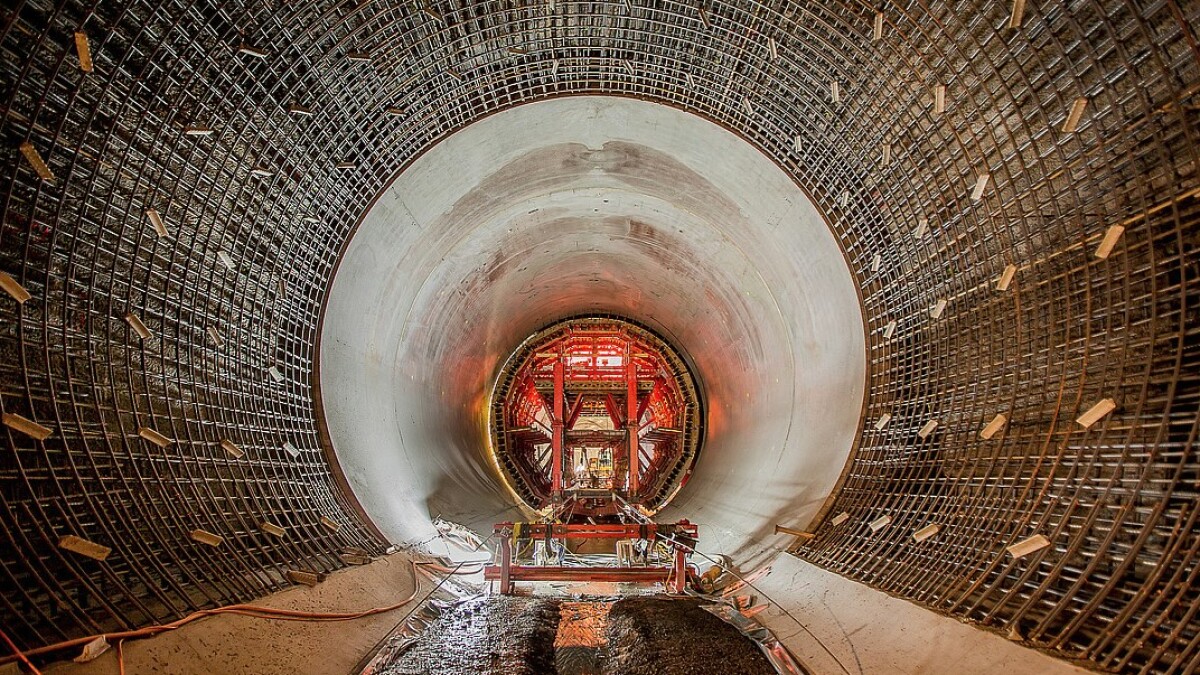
left=0, top=0, right=1196, bottom=672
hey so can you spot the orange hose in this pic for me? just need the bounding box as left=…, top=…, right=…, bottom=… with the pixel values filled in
left=1, top=558, right=481, bottom=667
left=0, top=625, right=43, bottom=674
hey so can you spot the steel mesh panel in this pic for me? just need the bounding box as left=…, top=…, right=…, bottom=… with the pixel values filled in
left=0, top=0, right=1196, bottom=672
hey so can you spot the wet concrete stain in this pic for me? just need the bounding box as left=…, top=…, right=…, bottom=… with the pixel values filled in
left=371, top=595, right=774, bottom=675
left=375, top=596, right=560, bottom=675
left=603, top=597, right=776, bottom=675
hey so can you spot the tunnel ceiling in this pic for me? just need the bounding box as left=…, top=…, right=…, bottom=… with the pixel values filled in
left=0, top=0, right=1198, bottom=672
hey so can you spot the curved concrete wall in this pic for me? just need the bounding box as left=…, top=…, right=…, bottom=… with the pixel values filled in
left=320, top=97, right=866, bottom=561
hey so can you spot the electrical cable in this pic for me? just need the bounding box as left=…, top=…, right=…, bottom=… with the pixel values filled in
left=0, top=558, right=482, bottom=670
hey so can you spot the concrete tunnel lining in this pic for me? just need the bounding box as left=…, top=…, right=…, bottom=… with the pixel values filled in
left=319, top=96, right=867, bottom=562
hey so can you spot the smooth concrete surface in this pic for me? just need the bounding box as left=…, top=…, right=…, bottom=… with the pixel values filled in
left=756, top=554, right=1094, bottom=675
left=44, top=554, right=422, bottom=675
left=320, top=96, right=866, bottom=566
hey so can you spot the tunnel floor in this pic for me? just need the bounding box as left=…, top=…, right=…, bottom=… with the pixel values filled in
left=370, top=595, right=775, bottom=675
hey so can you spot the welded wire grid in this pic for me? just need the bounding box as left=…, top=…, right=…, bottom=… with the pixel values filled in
left=0, top=0, right=1195, bottom=671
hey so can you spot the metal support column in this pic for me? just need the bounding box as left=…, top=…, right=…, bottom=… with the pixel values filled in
left=552, top=357, right=565, bottom=495
left=672, top=546, right=687, bottom=593
left=625, top=347, right=639, bottom=497
left=499, top=535, right=513, bottom=594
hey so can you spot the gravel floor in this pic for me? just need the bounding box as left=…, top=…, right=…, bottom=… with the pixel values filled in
left=376, top=596, right=561, bottom=675
left=602, top=598, right=776, bottom=675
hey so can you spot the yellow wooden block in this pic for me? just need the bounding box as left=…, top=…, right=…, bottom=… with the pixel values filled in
left=74, top=32, right=93, bottom=72
left=868, top=515, right=891, bottom=532
left=874, top=412, right=892, bottom=431
left=0, top=271, right=31, bottom=304
left=124, top=312, right=151, bottom=340
left=20, top=141, right=55, bottom=182
left=1062, top=97, right=1088, bottom=133
left=146, top=208, right=168, bottom=237
left=1095, top=225, right=1124, bottom=259
left=831, top=512, right=850, bottom=526
left=3, top=412, right=52, bottom=440
left=1007, top=533, right=1050, bottom=558
left=980, top=413, right=1007, bottom=440
left=1009, top=0, right=1026, bottom=28
left=59, top=535, right=111, bottom=561
left=996, top=264, right=1017, bottom=291
left=1077, top=398, right=1116, bottom=428
left=260, top=521, right=287, bottom=538
left=933, top=84, right=946, bottom=115
left=918, top=419, right=939, bottom=439
left=913, top=524, right=940, bottom=542
left=207, top=326, right=225, bottom=348
left=971, top=173, right=990, bottom=201
left=873, top=12, right=884, bottom=41
left=138, top=426, right=171, bottom=448
left=286, top=570, right=321, bottom=586
left=190, top=529, right=223, bottom=547
left=220, top=439, right=243, bottom=458
left=319, top=516, right=341, bottom=532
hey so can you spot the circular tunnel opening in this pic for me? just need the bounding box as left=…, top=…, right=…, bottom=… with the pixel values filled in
left=489, top=315, right=703, bottom=518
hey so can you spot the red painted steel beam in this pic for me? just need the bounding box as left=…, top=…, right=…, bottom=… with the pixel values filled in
left=485, top=565, right=675, bottom=583
left=566, top=393, right=585, bottom=430
left=626, top=345, right=639, bottom=496
left=551, top=357, right=565, bottom=495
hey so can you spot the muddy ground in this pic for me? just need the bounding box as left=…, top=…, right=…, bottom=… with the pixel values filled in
left=371, top=595, right=774, bottom=674
left=603, top=597, right=776, bottom=675
left=375, top=595, right=560, bottom=675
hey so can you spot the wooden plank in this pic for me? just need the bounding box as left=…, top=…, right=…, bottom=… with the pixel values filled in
left=319, top=516, right=342, bottom=532
left=996, top=263, right=1017, bottom=291
left=220, top=439, right=243, bottom=459
left=873, top=12, right=884, bottom=41
left=335, top=161, right=356, bottom=170
left=980, top=413, right=1007, bottom=440
left=767, top=37, right=778, bottom=60
left=933, top=84, right=946, bottom=115
left=145, top=208, right=168, bottom=237
left=830, top=80, right=840, bottom=104
left=59, top=535, right=111, bottom=561
left=830, top=512, right=850, bottom=526
left=268, top=366, right=285, bottom=383
left=1008, top=0, right=1026, bottom=28
left=912, top=524, right=940, bottom=542
left=792, top=135, right=802, bottom=154
left=74, top=32, right=93, bottom=72
left=930, top=298, right=947, bottom=319
left=286, top=570, right=321, bottom=586
left=883, top=320, right=896, bottom=339
left=3, top=413, right=53, bottom=440
left=874, top=412, right=892, bottom=431
left=183, top=126, right=214, bottom=136
left=237, top=44, right=268, bottom=58
left=346, top=51, right=372, bottom=62
left=971, top=173, right=990, bottom=201
left=287, top=102, right=313, bottom=116
left=207, top=326, right=224, bottom=348
left=138, top=426, right=172, bottom=448
left=741, top=97, right=754, bottom=116
left=0, top=272, right=31, bottom=304
left=774, top=524, right=816, bottom=539
left=340, top=553, right=371, bottom=565
left=190, top=529, right=223, bottom=547
left=260, top=521, right=287, bottom=538
left=1077, top=398, right=1116, bottom=428
left=124, top=312, right=151, bottom=340
left=871, top=252, right=882, bottom=273
left=217, top=250, right=235, bottom=270
left=19, top=141, right=55, bottom=182
left=1062, top=97, right=1088, bottom=133
left=868, top=515, right=891, bottom=532
left=1095, top=225, right=1125, bottom=259
left=283, top=441, right=301, bottom=458
left=913, top=218, right=928, bottom=239
left=1007, top=533, right=1050, bottom=558
left=918, top=419, right=939, bottom=439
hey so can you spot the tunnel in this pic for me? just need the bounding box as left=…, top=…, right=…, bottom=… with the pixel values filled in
left=0, top=1, right=1197, bottom=674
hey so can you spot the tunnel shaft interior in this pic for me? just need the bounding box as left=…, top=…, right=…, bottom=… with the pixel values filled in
left=0, top=0, right=1198, bottom=673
